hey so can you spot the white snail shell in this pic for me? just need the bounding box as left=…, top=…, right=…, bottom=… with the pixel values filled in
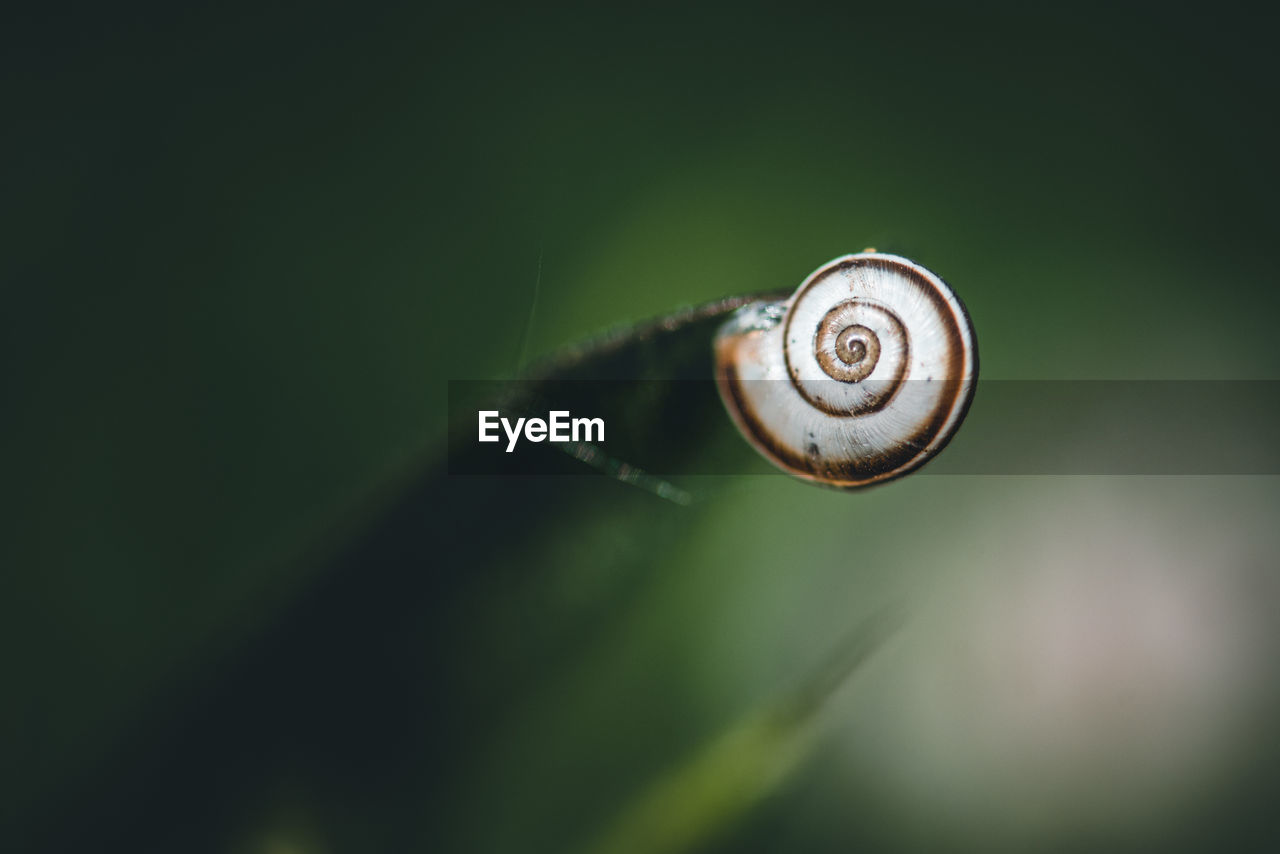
left=715, top=252, right=977, bottom=488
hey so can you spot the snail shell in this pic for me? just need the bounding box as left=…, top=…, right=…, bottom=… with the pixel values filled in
left=715, top=253, right=977, bottom=488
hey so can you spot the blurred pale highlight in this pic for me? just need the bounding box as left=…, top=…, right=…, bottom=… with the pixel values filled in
left=831, top=477, right=1279, bottom=848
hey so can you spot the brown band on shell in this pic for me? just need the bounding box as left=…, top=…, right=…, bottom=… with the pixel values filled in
left=803, top=299, right=909, bottom=416
left=817, top=311, right=881, bottom=383
left=718, top=341, right=967, bottom=486
left=783, top=257, right=967, bottom=415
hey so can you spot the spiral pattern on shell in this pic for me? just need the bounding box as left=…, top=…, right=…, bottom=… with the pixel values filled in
left=715, top=252, right=977, bottom=488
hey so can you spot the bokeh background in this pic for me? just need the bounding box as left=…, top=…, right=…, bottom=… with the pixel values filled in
left=5, top=3, right=1280, bottom=852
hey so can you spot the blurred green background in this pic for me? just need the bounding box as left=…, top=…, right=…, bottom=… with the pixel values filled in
left=5, top=3, right=1280, bottom=852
